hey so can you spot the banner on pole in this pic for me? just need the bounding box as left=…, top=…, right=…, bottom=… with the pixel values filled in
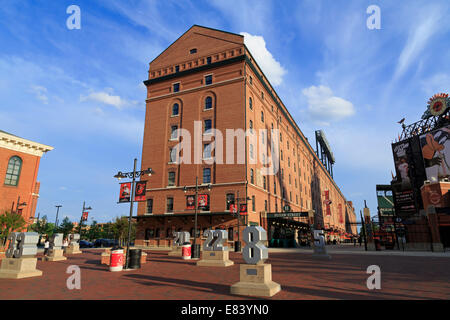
left=134, top=181, right=147, bottom=202
left=119, top=182, right=131, bottom=203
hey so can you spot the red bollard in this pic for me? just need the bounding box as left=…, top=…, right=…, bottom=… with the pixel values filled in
left=182, top=243, right=191, bottom=260
left=110, top=249, right=124, bottom=271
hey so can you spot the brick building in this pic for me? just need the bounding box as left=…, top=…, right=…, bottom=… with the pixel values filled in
left=0, top=130, right=53, bottom=226
left=135, top=26, right=356, bottom=247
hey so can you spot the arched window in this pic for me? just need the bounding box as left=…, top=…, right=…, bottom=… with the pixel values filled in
left=172, top=103, right=179, bottom=116
left=249, top=97, right=253, bottom=110
left=5, top=156, right=22, bottom=186
left=205, top=97, right=212, bottom=110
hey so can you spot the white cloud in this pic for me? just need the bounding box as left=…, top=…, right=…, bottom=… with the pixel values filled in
left=30, top=85, right=49, bottom=104
left=302, top=85, right=355, bottom=125
left=241, top=32, right=287, bottom=86
left=80, top=91, right=127, bottom=109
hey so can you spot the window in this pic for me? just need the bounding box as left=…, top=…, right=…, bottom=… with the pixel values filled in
left=203, top=168, right=211, bottom=183
left=275, top=202, right=278, bottom=212
left=252, top=196, right=256, bottom=211
left=263, top=176, right=266, bottom=190
left=226, top=193, right=235, bottom=210
left=172, top=103, right=179, bottom=116
left=205, top=75, right=212, bottom=85
left=249, top=97, right=253, bottom=110
left=207, top=56, right=212, bottom=64
left=261, top=131, right=265, bottom=145
left=280, top=150, right=283, bottom=160
left=168, top=172, right=176, bottom=186
left=280, top=133, right=282, bottom=142
left=261, top=111, right=264, bottom=122
left=4, top=156, right=22, bottom=186
left=146, top=199, right=153, bottom=214
left=274, top=181, right=277, bottom=194
left=287, top=141, right=289, bottom=149
left=261, top=91, right=264, bottom=100
left=249, top=76, right=253, bottom=85
left=290, top=192, right=292, bottom=201
left=190, top=48, right=197, bottom=54
left=204, top=119, right=212, bottom=133
left=205, top=96, right=212, bottom=110
left=203, top=143, right=212, bottom=159
left=173, top=83, right=180, bottom=92
left=265, top=200, right=268, bottom=211
left=249, top=120, right=253, bottom=133
left=250, top=144, right=254, bottom=159
left=166, top=198, right=174, bottom=213
left=175, top=65, right=179, bottom=73
left=170, top=125, right=178, bottom=140
left=250, top=169, right=254, bottom=184
left=288, top=157, right=290, bottom=167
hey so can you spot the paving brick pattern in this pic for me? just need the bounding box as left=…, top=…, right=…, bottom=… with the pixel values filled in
left=0, top=249, right=449, bottom=300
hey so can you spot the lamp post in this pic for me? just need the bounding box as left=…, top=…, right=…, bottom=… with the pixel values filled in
left=114, top=158, right=153, bottom=269
left=78, top=201, right=92, bottom=238
left=184, top=177, right=211, bottom=260
left=55, top=205, right=62, bottom=227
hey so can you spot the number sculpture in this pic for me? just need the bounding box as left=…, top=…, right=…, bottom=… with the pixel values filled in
left=203, top=229, right=227, bottom=251
left=173, top=231, right=190, bottom=246
left=242, top=226, right=268, bottom=265
left=5, top=232, right=39, bottom=259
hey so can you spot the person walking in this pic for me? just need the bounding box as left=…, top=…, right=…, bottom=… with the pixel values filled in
left=62, top=238, right=69, bottom=252
left=44, top=237, right=50, bottom=256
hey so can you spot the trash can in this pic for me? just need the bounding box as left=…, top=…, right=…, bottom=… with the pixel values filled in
left=127, top=248, right=142, bottom=269
left=110, top=248, right=124, bottom=272
left=182, top=242, right=191, bottom=260
left=234, top=241, right=241, bottom=252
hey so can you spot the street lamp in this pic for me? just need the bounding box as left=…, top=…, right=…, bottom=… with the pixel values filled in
left=183, top=177, right=211, bottom=259
left=55, top=205, right=62, bottom=227
left=114, top=158, right=152, bottom=270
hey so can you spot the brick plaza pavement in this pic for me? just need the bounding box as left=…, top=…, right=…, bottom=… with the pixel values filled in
left=0, top=249, right=449, bottom=300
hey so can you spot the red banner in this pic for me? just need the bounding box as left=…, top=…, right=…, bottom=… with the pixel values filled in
left=324, top=190, right=331, bottom=216
left=198, top=194, right=209, bottom=210
left=186, top=195, right=195, bottom=210
left=338, top=203, right=344, bottom=224
left=134, top=181, right=147, bottom=202
left=239, top=204, right=247, bottom=216
left=229, top=204, right=237, bottom=214
left=119, top=182, right=131, bottom=203
left=82, top=212, right=89, bottom=221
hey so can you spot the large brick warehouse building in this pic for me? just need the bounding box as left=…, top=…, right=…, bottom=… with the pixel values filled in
left=135, top=26, right=357, bottom=248
left=0, top=130, right=53, bottom=226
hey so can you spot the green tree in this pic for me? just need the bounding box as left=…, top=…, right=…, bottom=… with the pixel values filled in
left=29, top=215, right=55, bottom=238
left=0, top=210, right=27, bottom=247
left=86, top=220, right=102, bottom=241
left=56, top=217, right=74, bottom=238
left=111, top=216, right=136, bottom=246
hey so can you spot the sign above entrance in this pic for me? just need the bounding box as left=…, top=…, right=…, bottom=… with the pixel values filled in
left=266, top=212, right=309, bottom=218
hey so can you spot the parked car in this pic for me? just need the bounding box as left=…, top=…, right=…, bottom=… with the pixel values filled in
left=79, top=240, right=93, bottom=248
left=93, top=239, right=118, bottom=248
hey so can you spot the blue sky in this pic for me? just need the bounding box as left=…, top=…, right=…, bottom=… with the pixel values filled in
left=1, top=0, right=449, bottom=224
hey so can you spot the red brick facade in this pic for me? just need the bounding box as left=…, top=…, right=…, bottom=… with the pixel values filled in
left=0, top=130, right=53, bottom=228
left=136, top=26, right=355, bottom=246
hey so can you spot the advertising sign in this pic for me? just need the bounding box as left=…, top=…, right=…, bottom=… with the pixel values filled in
left=392, top=141, right=413, bottom=187
left=186, top=195, right=195, bottom=210
left=229, top=204, right=237, bottom=214
left=82, top=211, right=89, bottom=221
left=419, top=125, right=450, bottom=182
left=376, top=186, right=395, bottom=216
left=393, top=189, right=416, bottom=215
left=119, top=182, right=131, bottom=203
left=134, top=181, right=147, bottom=202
